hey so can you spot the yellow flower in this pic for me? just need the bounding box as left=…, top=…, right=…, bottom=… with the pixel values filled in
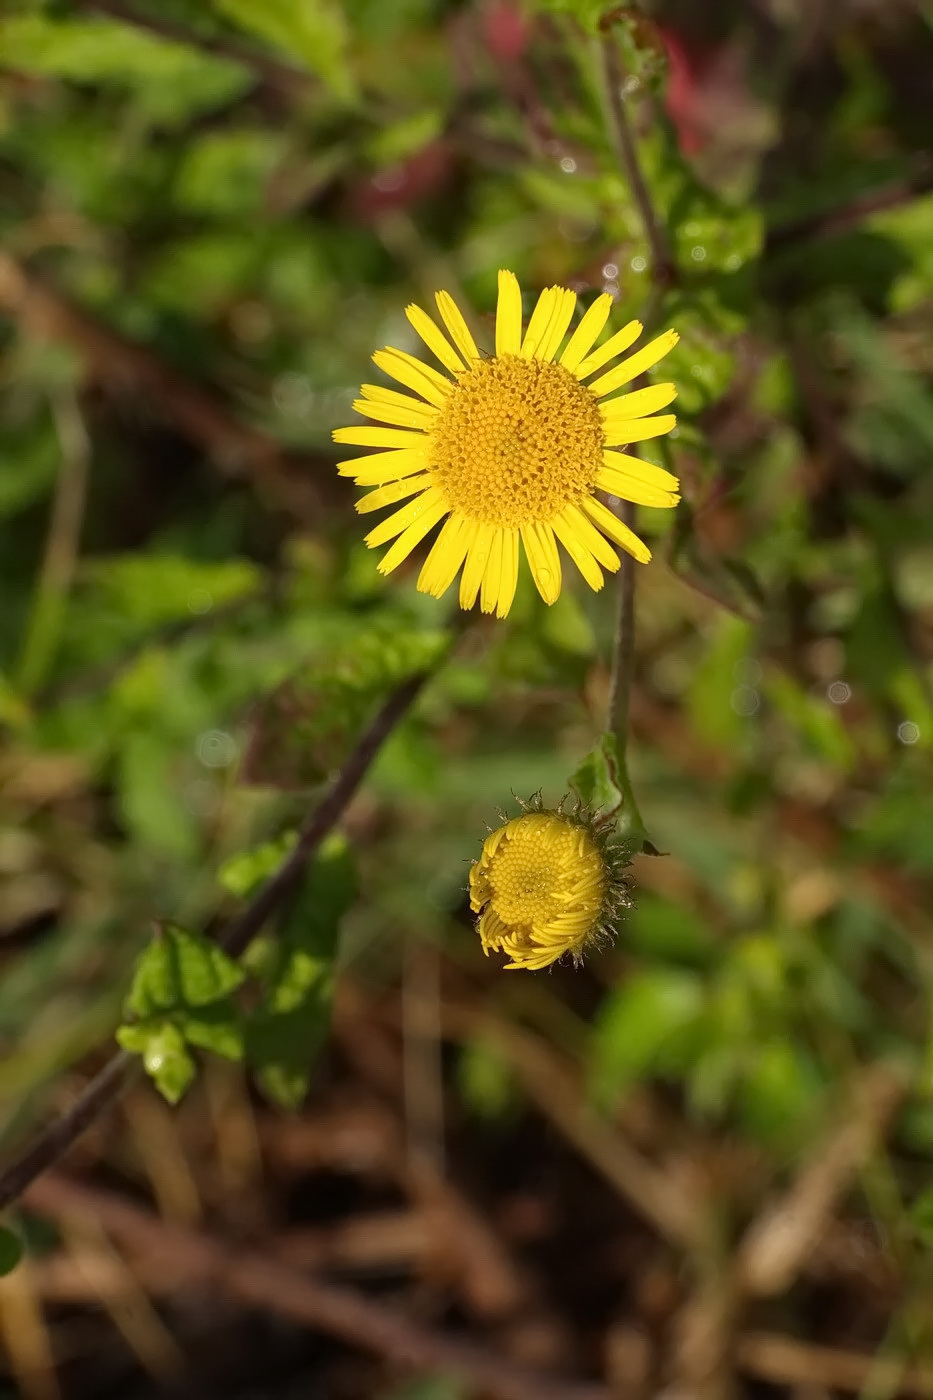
left=469, top=799, right=632, bottom=971
left=334, top=270, right=680, bottom=618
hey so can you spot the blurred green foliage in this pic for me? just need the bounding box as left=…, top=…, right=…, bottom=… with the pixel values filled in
left=0, top=0, right=932, bottom=1315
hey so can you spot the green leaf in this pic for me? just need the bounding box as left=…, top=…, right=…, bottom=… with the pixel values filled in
left=590, top=969, right=707, bottom=1105
left=0, top=16, right=249, bottom=126
left=180, top=1001, right=246, bottom=1060
left=568, top=733, right=649, bottom=847
left=143, top=1021, right=197, bottom=1105
left=911, top=1186, right=933, bottom=1245
left=118, top=1019, right=197, bottom=1103
left=213, top=0, right=355, bottom=100
left=124, top=924, right=246, bottom=1018
left=218, top=832, right=297, bottom=899
left=569, top=733, right=625, bottom=816
left=246, top=836, right=356, bottom=1110
left=0, top=1226, right=23, bottom=1277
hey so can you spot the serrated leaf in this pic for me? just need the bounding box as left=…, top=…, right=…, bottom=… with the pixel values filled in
left=124, top=924, right=245, bottom=1019
left=0, top=1227, right=23, bottom=1277
left=246, top=837, right=356, bottom=1109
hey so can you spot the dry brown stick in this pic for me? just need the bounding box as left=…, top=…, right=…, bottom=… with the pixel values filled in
left=0, top=662, right=443, bottom=1213
left=23, top=1173, right=611, bottom=1400
left=0, top=253, right=324, bottom=520
left=738, top=1331, right=933, bottom=1398
left=736, top=1062, right=908, bottom=1298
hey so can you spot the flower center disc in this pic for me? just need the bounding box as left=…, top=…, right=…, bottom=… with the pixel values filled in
left=428, top=355, right=604, bottom=528
left=484, top=816, right=605, bottom=931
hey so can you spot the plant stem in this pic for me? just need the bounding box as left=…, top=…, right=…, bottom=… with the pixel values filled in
left=597, top=26, right=676, bottom=289
left=596, top=25, right=675, bottom=826
left=15, top=390, right=90, bottom=697
left=0, top=644, right=454, bottom=1213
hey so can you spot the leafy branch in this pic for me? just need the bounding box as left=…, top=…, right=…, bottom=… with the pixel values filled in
left=0, top=651, right=451, bottom=1214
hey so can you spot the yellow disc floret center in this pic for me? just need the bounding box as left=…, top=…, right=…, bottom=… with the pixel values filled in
left=428, top=355, right=604, bottom=528
left=472, top=813, right=606, bottom=935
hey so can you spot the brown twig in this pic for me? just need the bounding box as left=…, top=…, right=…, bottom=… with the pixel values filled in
left=738, top=1330, right=933, bottom=1398
left=766, top=159, right=933, bottom=255
left=23, top=1173, right=611, bottom=1400
left=0, top=656, right=448, bottom=1214
left=736, top=1062, right=908, bottom=1297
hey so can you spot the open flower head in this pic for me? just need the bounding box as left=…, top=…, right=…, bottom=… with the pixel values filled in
left=334, top=271, right=680, bottom=618
left=469, top=797, right=633, bottom=971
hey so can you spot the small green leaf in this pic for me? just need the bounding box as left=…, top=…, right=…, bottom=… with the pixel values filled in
left=569, top=733, right=625, bottom=816
left=118, top=1020, right=196, bottom=1104
left=569, top=733, right=650, bottom=847
left=911, top=1187, right=933, bottom=1244
left=180, top=1002, right=246, bottom=1061
left=125, top=924, right=245, bottom=1019
left=591, top=969, right=707, bottom=1105
left=246, top=837, right=356, bottom=1110
left=218, top=832, right=297, bottom=899
left=0, top=1226, right=23, bottom=1277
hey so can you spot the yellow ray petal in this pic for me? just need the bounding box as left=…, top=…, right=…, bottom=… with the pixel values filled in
left=372, top=347, right=452, bottom=407
left=435, top=290, right=480, bottom=363
left=460, top=522, right=497, bottom=609
left=600, top=382, right=678, bottom=420
left=601, top=450, right=679, bottom=490
left=355, top=474, right=432, bottom=514
left=559, top=293, right=613, bottom=372
left=588, top=330, right=680, bottom=398
left=352, top=397, right=437, bottom=430
left=333, top=425, right=426, bottom=450
left=602, top=413, right=677, bottom=447
left=497, top=528, right=519, bottom=618
left=376, top=491, right=449, bottom=575
left=365, top=485, right=445, bottom=548
left=597, top=464, right=679, bottom=509
left=496, top=269, right=523, bottom=356
left=550, top=509, right=605, bottom=591
left=336, top=448, right=429, bottom=483
left=418, top=513, right=475, bottom=598
left=537, top=287, right=577, bottom=362
left=581, top=495, right=651, bottom=562
left=520, top=521, right=561, bottom=604
left=520, top=287, right=557, bottom=359
left=405, top=303, right=466, bottom=374
left=557, top=502, right=622, bottom=572
left=480, top=527, right=505, bottom=613
left=360, top=383, right=438, bottom=423
left=574, top=319, right=643, bottom=380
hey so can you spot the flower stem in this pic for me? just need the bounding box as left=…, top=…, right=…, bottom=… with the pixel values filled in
left=596, top=25, right=676, bottom=289
left=597, top=23, right=675, bottom=839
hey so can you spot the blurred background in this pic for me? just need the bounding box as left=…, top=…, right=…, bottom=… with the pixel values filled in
left=1, top=0, right=933, bottom=1396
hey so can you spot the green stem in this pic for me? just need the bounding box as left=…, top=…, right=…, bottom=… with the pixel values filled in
left=15, top=391, right=90, bottom=697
